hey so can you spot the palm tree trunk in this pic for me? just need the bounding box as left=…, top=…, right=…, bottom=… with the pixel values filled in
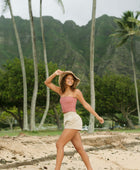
left=7, top=0, right=29, bottom=130
left=28, top=0, right=38, bottom=131
left=130, top=38, right=140, bottom=125
left=38, top=0, right=50, bottom=130
left=88, top=0, right=96, bottom=133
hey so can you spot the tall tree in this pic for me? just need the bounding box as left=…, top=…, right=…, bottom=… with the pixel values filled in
left=111, top=11, right=140, bottom=125
left=38, top=0, right=64, bottom=129
left=3, top=0, right=29, bottom=130
left=28, top=0, right=38, bottom=131
left=88, top=0, right=96, bottom=133
left=38, top=0, right=50, bottom=129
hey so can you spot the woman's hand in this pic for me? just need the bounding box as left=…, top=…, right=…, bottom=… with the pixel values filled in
left=98, top=116, right=104, bottom=124
left=55, top=69, right=64, bottom=76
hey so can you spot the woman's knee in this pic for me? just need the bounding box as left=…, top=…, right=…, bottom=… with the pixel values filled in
left=56, top=140, right=63, bottom=150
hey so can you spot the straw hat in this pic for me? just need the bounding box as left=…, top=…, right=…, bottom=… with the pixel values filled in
left=58, top=71, right=80, bottom=88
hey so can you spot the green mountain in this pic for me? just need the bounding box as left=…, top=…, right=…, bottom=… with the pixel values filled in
left=0, top=14, right=140, bottom=79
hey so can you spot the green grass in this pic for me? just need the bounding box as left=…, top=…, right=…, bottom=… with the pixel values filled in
left=0, top=128, right=140, bottom=137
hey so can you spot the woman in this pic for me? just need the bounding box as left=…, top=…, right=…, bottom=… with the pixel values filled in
left=44, top=69, right=104, bottom=170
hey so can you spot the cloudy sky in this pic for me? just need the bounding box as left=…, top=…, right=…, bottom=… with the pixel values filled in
left=0, top=0, right=140, bottom=26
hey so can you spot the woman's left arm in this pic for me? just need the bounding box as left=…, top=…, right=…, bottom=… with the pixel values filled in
left=76, top=89, right=104, bottom=124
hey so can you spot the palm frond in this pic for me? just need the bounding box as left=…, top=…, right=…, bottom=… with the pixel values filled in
left=57, top=0, right=65, bottom=13
left=122, top=11, right=136, bottom=29
left=135, top=30, right=140, bottom=36
left=2, top=0, right=8, bottom=13
left=122, top=11, right=133, bottom=21
left=128, top=17, right=140, bottom=27
left=111, top=10, right=140, bottom=48
left=113, top=11, right=140, bottom=36
left=129, top=30, right=137, bottom=35
left=117, top=36, right=129, bottom=47
left=115, top=30, right=127, bottom=33
left=115, top=19, right=124, bottom=30
left=111, top=31, right=130, bottom=47
left=110, top=32, right=127, bottom=38
left=135, top=11, right=140, bottom=19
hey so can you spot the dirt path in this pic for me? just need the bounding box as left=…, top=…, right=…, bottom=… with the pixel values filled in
left=0, top=131, right=140, bottom=170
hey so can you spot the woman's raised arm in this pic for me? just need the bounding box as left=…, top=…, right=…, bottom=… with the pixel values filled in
left=44, top=69, right=63, bottom=95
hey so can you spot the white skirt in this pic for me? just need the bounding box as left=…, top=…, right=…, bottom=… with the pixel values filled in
left=64, top=112, right=82, bottom=130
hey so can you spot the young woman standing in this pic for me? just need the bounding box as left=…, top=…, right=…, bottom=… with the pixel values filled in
left=44, top=69, right=104, bottom=170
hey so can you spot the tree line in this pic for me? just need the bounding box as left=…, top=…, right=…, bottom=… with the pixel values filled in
left=1, top=0, right=64, bottom=131
left=0, top=0, right=140, bottom=131
left=0, top=58, right=139, bottom=129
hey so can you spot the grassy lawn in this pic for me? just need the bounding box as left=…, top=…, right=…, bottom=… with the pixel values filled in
left=0, top=128, right=140, bottom=137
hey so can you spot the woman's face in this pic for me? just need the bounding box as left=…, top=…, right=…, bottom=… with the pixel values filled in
left=65, top=74, right=74, bottom=87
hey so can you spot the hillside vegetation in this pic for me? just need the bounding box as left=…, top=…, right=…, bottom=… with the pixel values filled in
left=0, top=14, right=140, bottom=79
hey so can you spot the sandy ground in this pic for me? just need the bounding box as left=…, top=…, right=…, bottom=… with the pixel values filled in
left=0, top=131, right=140, bottom=170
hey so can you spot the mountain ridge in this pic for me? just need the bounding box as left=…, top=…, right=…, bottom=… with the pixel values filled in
left=0, top=14, right=140, bottom=80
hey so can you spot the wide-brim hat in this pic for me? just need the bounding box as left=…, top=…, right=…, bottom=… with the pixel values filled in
left=58, top=71, right=80, bottom=88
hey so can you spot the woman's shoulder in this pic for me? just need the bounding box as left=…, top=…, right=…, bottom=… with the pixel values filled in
left=74, top=89, right=82, bottom=97
left=74, top=88, right=81, bottom=93
left=74, top=89, right=85, bottom=102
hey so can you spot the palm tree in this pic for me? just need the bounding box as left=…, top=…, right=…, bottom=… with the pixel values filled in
left=38, top=0, right=64, bottom=129
left=38, top=0, right=50, bottom=129
left=3, top=0, right=29, bottom=130
left=28, top=0, right=38, bottom=131
left=88, top=0, right=96, bottom=133
left=111, top=11, right=140, bottom=125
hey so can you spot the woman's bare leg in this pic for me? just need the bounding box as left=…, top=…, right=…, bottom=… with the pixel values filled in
left=55, top=129, right=78, bottom=170
left=71, top=131, right=93, bottom=170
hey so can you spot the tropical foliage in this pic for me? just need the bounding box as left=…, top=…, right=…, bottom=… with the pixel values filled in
left=0, top=58, right=59, bottom=129
left=111, top=11, right=140, bottom=124
left=0, top=15, right=140, bottom=78
left=0, top=58, right=139, bottom=129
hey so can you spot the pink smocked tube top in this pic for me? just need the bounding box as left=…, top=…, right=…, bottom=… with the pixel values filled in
left=60, top=96, right=77, bottom=113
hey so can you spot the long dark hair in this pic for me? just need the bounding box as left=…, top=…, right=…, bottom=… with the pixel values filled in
left=60, top=74, right=77, bottom=93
